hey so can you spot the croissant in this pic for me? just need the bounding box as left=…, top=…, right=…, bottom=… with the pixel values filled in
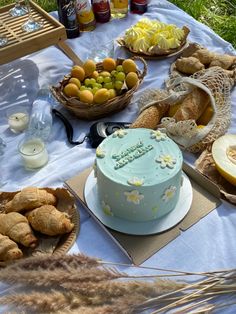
left=26, top=205, right=74, bottom=236
left=0, top=234, right=23, bottom=261
left=173, top=88, right=210, bottom=122
left=210, top=54, right=236, bottom=70
left=5, top=187, right=57, bottom=213
left=175, top=57, right=205, bottom=74
left=192, top=49, right=215, bottom=65
left=0, top=213, right=37, bottom=248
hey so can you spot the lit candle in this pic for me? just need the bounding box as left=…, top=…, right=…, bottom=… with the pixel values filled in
left=19, top=138, right=48, bottom=170
left=8, top=112, right=29, bottom=133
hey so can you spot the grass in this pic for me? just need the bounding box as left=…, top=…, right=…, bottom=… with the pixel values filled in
left=1, top=0, right=236, bottom=48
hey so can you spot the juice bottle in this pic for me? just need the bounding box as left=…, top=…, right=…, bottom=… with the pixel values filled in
left=110, top=0, right=128, bottom=19
left=130, top=0, right=148, bottom=14
left=92, top=0, right=111, bottom=23
left=76, top=0, right=96, bottom=31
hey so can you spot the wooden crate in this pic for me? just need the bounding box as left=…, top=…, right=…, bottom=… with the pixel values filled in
left=0, top=0, right=67, bottom=65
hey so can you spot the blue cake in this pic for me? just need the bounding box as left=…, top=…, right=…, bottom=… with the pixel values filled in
left=95, top=128, right=183, bottom=222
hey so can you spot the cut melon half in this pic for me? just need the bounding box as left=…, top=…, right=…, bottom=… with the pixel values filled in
left=212, top=134, right=236, bottom=186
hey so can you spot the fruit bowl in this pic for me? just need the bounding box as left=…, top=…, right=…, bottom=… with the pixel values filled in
left=51, top=56, right=147, bottom=120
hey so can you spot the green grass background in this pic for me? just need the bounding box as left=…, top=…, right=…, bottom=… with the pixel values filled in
left=2, top=0, right=236, bottom=48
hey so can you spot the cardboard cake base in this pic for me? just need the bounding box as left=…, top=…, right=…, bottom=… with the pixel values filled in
left=65, top=163, right=221, bottom=265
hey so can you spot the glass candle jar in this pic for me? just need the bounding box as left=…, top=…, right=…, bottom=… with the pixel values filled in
left=18, top=137, right=48, bottom=170
left=7, top=107, right=29, bottom=133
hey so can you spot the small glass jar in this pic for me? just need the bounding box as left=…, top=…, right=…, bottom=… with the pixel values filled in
left=6, top=106, right=29, bottom=134
left=18, top=137, right=48, bottom=170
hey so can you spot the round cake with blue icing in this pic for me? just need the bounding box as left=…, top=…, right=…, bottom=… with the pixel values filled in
left=95, top=128, right=183, bottom=222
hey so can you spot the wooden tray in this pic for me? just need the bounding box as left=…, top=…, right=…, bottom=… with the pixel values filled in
left=0, top=0, right=67, bottom=65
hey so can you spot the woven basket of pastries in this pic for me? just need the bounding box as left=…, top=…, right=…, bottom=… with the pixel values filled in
left=51, top=56, right=147, bottom=120
left=117, top=18, right=190, bottom=59
left=0, top=187, right=79, bottom=264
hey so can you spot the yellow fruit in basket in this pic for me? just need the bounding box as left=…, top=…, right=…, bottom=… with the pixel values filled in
left=102, top=58, right=117, bottom=72
left=197, top=105, right=214, bottom=126
left=212, top=134, right=236, bottom=186
left=122, top=59, right=137, bottom=73
left=100, top=71, right=111, bottom=77
left=94, top=88, right=110, bottom=104
left=79, top=90, right=94, bottom=104
left=71, top=66, right=85, bottom=81
left=63, top=83, right=79, bottom=97
left=168, top=103, right=182, bottom=117
left=69, top=77, right=81, bottom=89
left=83, top=59, right=96, bottom=77
left=108, top=89, right=117, bottom=99
left=125, top=72, right=139, bottom=89
left=91, top=71, right=99, bottom=79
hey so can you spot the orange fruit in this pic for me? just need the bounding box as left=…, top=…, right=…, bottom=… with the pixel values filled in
left=83, top=59, right=96, bottom=77
left=94, top=88, right=110, bottom=104
left=63, top=83, right=79, bottom=97
left=125, top=72, right=139, bottom=89
left=79, top=90, right=94, bottom=104
left=91, top=70, right=99, bottom=79
left=122, top=59, right=137, bottom=73
left=102, top=58, right=117, bottom=72
left=108, top=89, right=117, bottom=99
left=71, top=66, right=85, bottom=81
left=69, top=77, right=81, bottom=89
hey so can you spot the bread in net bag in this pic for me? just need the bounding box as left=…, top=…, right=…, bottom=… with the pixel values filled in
left=130, top=66, right=235, bottom=153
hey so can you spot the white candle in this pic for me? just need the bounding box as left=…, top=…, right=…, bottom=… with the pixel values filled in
left=8, top=112, right=29, bottom=133
left=19, top=138, right=48, bottom=169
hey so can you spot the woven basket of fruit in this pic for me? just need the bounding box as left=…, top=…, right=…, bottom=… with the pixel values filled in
left=117, top=18, right=190, bottom=59
left=51, top=56, right=147, bottom=120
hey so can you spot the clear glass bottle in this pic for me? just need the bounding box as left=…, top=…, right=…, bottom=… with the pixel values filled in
left=26, top=89, right=53, bottom=142
left=110, top=0, right=128, bottom=19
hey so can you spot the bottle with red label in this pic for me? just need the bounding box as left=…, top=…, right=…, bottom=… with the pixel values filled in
left=91, top=0, right=111, bottom=23
left=130, top=0, right=148, bottom=14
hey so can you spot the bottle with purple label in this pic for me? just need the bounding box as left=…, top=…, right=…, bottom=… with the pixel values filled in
left=130, top=0, right=148, bottom=14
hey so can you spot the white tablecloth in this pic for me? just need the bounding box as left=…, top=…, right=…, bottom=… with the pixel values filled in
left=0, top=0, right=236, bottom=312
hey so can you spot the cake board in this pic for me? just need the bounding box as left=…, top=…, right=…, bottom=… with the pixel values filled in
left=65, top=164, right=221, bottom=265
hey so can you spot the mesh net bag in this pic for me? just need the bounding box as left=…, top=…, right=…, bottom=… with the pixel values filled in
left=136, top=66, right=235, bottom=153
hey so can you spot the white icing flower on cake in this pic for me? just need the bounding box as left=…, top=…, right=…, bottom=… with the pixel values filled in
left=162, top=186, right=177, bottom=202
left=156, top=154, right=176, bottom=168
left=96, top=146, right=105, bottom=158
left=101, top=201, right=113, bottom=216
left=124, top=190, right=144, bottom=205
left=150, top=130, right=167, bottom=141
left=128, top=177, right=144, bottom=186
left=112, top=129, right=127, bottom=138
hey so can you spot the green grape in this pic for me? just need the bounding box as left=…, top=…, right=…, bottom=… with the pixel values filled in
left=86, top=87, right=92, bottom=91
left=114, top=80, right=123, bottom=90
left=111, top=70, right=117, bottom=77
left=104, top=82, right=114, bottom=90
left=116, top=65, right=124, bottom=72
left=80, top=85, right=87, bottom=91
left=96, top=83, right=103, bottom=89
left=104, top=76, right=111, bottom=83
left=96, top=76, right=104, bottom=84
left=84, top=78, right=91, bottom=86
left=116, top=72, right=126, bottom=81
left=92, top=87, right=99, bottom=94
left=90, top=78, right=96, bottom=85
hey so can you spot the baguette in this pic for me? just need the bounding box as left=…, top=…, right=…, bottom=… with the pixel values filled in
left=173, top=88, right=210, bottom=122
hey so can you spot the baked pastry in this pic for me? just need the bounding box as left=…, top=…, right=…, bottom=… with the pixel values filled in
left=26, top=205, right=74, bottom=236
left=0, top=234, right=23, bottom=261
left=0, top=213, right=37, bottom=248
left=5, top=187, right=57, bottom=213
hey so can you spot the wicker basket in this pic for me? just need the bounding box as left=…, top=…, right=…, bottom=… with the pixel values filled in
left=51, top=56, right=147, bottom=120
